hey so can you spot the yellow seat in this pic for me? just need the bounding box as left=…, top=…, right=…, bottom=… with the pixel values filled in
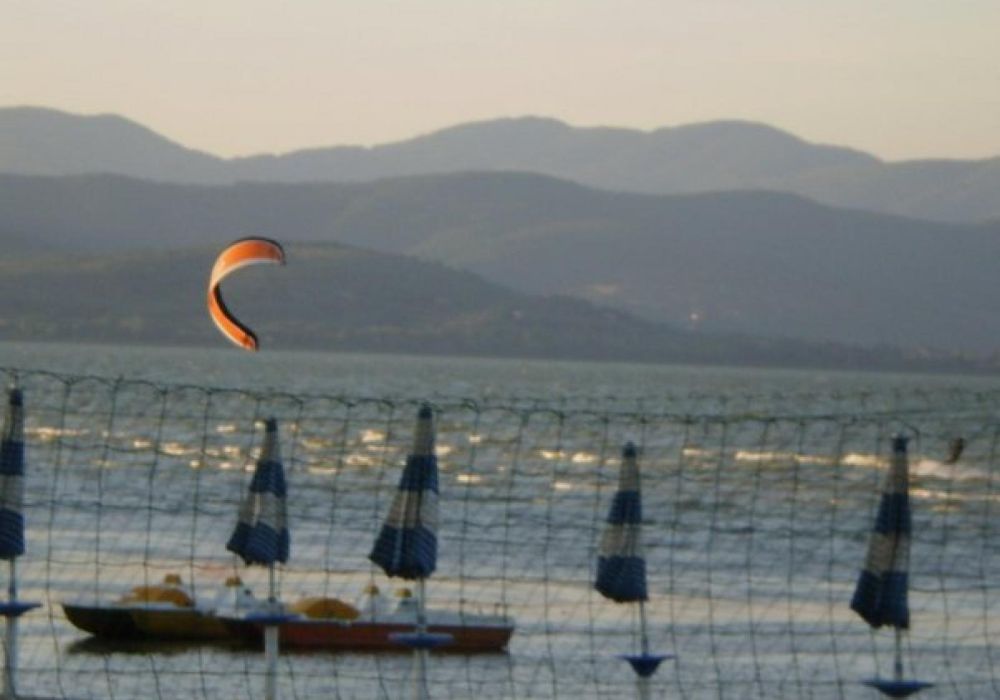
left=289, top=597, right=360, bottom=621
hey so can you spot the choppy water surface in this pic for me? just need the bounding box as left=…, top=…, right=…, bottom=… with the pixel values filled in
left=2, top=342, right=1000, bottom=699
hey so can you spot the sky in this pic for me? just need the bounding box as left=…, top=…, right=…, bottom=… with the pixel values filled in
left=4, top=1, right=999, bottom=161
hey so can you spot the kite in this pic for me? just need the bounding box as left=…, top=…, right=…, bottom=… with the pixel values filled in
left=207, top=237, right=285, bottom=351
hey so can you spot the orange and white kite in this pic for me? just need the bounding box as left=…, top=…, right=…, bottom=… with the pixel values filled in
left=207, top=237, right=286, bottom=351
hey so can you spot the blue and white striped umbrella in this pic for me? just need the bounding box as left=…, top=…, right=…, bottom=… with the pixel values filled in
left=227, top=418, right=289, bottom=566
left=370, top=404, right=439, bottom=581
left=595, top=442, right=647, bottom=603
left=851, top=434, right=912, bottom=629
left=0, top=389, right=26, bottom=561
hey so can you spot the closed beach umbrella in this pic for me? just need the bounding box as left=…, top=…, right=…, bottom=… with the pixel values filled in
left=0, top=389, right=26, bottom=561
left=370, top=404, right=448, bottom=700
left=227, top=418, right=289, bottom=567
left=850, top=435, right=932, bottom=698
left=594, top=442, right=669, bottom=700
left=595, top=442, right=646, bottom=603
left=227, top=417, right=289, bottom=700
left=370, top=404, right=439, bottom=581
left=0, top=387, right=40, bottom=699
left=851, top=435, right=911, bottom=629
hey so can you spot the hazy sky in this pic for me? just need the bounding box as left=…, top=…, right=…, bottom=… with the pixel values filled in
left=4, top=1, right=999, bottom=160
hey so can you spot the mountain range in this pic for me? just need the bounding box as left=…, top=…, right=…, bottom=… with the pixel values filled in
left=2, top=171, right=998, bottom=358
left=2, top=106, right=998, bottom=223
left=2, top=106, right=998, bottom=370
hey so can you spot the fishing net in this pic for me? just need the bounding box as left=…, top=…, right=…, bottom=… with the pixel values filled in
left=1, top=366, right=998, bottom=699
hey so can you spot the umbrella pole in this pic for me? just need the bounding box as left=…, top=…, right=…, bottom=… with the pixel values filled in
left=893, top=628, right=903, bottom=682
left=639, top=600, right=650, bottom=656
left=635, top=601, right=650, bottom=700
left=264, top=563, right=278, bottom=700
left=410, top=578, right=429, bottom=700
left=3, top=559, right=17, bottom=700
left=635, top=674, right=651, bottom=700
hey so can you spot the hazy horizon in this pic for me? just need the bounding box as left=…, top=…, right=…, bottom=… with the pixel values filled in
left=5, top=1, right=999, bottom=161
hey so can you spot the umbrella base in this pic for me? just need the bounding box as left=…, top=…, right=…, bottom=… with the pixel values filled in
left=243, top=612, right=297, bottom=626
left=0, top=602, right=40, bottom=619
left=862, top=678, right=934, bottom=698
left=390, top=631, right=454, bottom=650
left=622, top=653, right=673, bottom=678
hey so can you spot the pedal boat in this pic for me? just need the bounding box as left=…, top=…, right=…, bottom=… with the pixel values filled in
left=62, top=574, right=246, bottom=641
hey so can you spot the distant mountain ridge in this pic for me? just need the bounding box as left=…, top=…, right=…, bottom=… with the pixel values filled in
left=2, top=171, right=999, bottom=357
left=1, top=241, right=952, bottom=371
left=0, top=107, right=225, bottom=181
left=2, top=106, right=998, bottom=223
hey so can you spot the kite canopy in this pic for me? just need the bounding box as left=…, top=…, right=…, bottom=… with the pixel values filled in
left=207, top=237, right=285, bottom=351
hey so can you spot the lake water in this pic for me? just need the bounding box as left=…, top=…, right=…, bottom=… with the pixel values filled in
left=1, top=342, right=998, bottom=699
left=3, top=341, right=998, bottom=398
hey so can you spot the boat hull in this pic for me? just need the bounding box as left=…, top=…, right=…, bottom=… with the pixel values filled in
left=62, top=604, right=142, bottom=640
left=227, top=618, right=514, bottom=652
left=62, top=604, right=229, bottom=641
left=130, top=608, right=230, bottom=640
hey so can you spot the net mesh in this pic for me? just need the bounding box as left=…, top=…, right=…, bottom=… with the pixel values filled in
left=2, top=366, right=999, bottom=699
